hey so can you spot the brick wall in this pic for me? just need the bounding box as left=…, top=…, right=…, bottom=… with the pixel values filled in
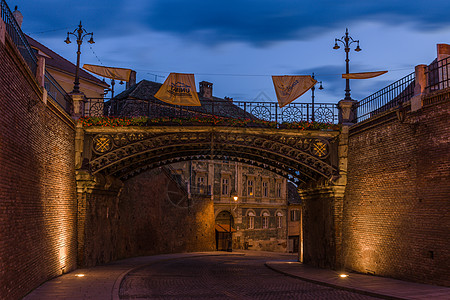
left=301, top=186, right=342, bottom=269
left=78, top=168, right=215, bottom=267
left=0, top=35, right=76, bottom=299
left=116, top=168, right=215, bottom=257
left=342, top=99, right=450, bottom=286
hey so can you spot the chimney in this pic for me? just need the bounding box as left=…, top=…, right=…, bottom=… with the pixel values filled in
left=126, top=70, right=136, bottom=89
left=437, top=44, right=450, bottom=62
left=199, top=81, right=213, bottom=99
left=13, top=6, right=23, bottom=28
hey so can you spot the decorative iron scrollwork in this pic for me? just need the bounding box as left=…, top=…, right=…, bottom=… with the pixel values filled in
left=251, top=106, right=271, bottom=121
left=314, top=107, right=334, bottom=123
left=310, top=139, right=330, bottom=159
left=281, top=106, right=303, bottom=123
left=93, top=135, right=113, bottom=154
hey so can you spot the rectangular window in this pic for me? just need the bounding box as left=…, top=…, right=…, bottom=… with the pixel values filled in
left=277, top=216, right=282, bottom=228
left=222, top=178, right=229, bottom=195
left=263, top=216, right=269, bottom=229
left=276, top=182, right=282, bottom=198
left=290, top=210, right=300, bottom=222
left=262, top=181, right=268, bottom=197
left=248, top=216, right=254, bottom=229
left=197, top=176, right=205, bottom=185
left=247, top=180, right=254, bottom=196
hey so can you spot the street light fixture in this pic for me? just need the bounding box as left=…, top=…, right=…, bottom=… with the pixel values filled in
left=311, top=72, right=324, bottom=122
left=65, top=21, right=95, bottom=94
left=228, top=188, right=239, bottom=252
left=333, top=28, right=361, bottom=100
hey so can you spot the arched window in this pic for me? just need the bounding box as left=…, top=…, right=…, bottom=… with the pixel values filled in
left=276, top=211, right=283, bottom=228
left=262, top=211, right=270, bottom=229
left=247, top=211, right=255, bottom=229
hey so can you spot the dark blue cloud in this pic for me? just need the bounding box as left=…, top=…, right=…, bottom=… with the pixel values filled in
left=143, top=0, right=450, bottom=45
left=15, top=0, right=450, bottom=46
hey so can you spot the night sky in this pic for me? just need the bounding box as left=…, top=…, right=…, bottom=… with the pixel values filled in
left=13, top=0, right=450, bottom=103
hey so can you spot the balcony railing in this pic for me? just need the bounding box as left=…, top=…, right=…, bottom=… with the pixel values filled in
left=357, top=72, right=415, bottom=122
left=1, top=0, right=36, bottom=74
left=86, top=98, right=338, bottom=124
left=1, top=0, right=72, bottom=114
left=426, top=56, right=450, bottom=93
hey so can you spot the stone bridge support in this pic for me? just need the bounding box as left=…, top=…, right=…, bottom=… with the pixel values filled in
left=75, top=170, right=123, bottom=267
left=299, top=123, right=350, bottom=270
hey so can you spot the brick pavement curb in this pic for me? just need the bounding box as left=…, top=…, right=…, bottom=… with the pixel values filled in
left=265, top=262, right=401, bottom=300
left=265, top=261, right=450, bottom=300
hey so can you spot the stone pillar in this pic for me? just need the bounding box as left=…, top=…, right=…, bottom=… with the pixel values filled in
left=75, top=170, right=123, bottom=267
left=411, top=64, right=427, bottom=112
left=0, top=16, right=5, bottom=45
left=36, top=55, right=45, bottom=89
left=437, top=43, right=450, bottom=62
left=338, top=99, right=358, bottom=125
left=126, top=70, right=136, bottom=89
left=71, top=93, right=86, bottom=119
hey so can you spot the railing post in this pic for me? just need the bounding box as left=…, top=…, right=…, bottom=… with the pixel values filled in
left=338, top=99, right=357, bottom=125
left=0, top=13, right=5, bottom=45
left=275, top=104, right=278, bottom=123
left=411, top=64, right=427, bottom=112
left=70, top=92, right=86, bottom=120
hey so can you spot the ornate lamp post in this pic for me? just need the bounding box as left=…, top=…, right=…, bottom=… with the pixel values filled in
left=333, top=28, right=361, bottom=100
left=311, top=72, right=323, bottom=122
left=227, top=189, right=239, bottom=252
left=65, top=21, right=95, bottom=94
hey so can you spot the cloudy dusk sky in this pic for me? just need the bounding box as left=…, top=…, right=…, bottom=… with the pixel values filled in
left=13, top=0, right=450, bottom=103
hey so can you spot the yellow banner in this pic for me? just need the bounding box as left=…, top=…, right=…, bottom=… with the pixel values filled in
left=342, top=71, right=388, bottom=79
left=155, top=73, right=201, bottom=106
left=83, top=64, right=132, bottom=81
left=272, top=75, right=317, bottom=108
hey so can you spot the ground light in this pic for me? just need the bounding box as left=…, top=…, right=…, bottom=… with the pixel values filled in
left=339, top=274, right=349, bottom=278
left=75, top=274, right=85, bottom=277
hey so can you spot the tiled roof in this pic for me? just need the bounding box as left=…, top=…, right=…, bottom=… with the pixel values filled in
left=113, top=79, right=255, bottom=119
left=25, top=35, right=108, bottom=87
left=288, top=182, right=301, bottom=204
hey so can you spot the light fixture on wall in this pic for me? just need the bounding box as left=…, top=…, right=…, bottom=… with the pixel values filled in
left=396, top=100, right=406, bottom=123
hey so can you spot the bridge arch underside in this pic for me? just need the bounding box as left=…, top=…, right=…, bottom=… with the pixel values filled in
left=88, top=130, right=339, bottom=185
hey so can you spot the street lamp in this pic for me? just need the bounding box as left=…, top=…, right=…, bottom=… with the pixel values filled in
left=333, top=28, right=361, bottom=100
left=228, top=189, right=239, bottom=252
left=65, top=21, right=95, bottom=94
left=311, top=72, right=323, bottom=122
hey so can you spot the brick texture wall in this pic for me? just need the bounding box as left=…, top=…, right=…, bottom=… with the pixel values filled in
left=116, top=168, right=215, bottom=257
left=342, top=99, right=450, bottom=286
left=301, top=186, right=342, bottom=269
left=78, top=168, right=215, bottom=267
left=0, top=36, right=76, bottom=299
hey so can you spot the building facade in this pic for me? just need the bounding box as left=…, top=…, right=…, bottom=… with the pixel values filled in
left=170, top=159, right=289, bottom=252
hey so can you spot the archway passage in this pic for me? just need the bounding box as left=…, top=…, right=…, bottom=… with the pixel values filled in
left=215, top=211, right=235, bottom=251
left=84, top=126, right=340, bottom=186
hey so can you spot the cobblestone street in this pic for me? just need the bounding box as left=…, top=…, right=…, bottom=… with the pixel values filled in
left=119, top=253, right=377, bottom=299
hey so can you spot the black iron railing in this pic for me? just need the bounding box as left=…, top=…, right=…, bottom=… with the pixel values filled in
left=1, top=0, right=37, bottom=74
left=44, top=71, right=73, bottom=113
left=357, top=72, right=415, bottom=122
left=85, top=98, right=338, bottom=124
left=1, top=0, right=72, bottom=114
left=426, top=56, right=450, bottom=93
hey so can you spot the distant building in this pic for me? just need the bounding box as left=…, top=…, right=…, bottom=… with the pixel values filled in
left=111, top=80, right=292, bottom=252
left=287, top=182, right=302, bottom=254
left=25, top=35, right=108, bottom=98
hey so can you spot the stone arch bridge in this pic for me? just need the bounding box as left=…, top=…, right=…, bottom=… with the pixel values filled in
left=78, top=125, right=343, bottom=187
